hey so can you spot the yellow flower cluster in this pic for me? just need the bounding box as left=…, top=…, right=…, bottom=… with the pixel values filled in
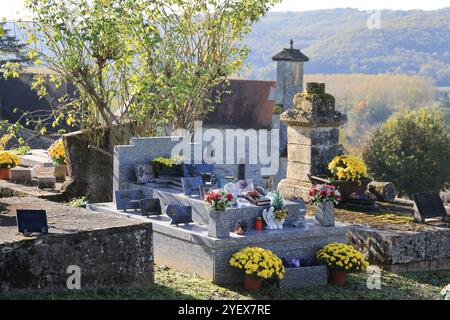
left=229, top=247, right=285, bottom=280
left=0, top=151, right=20, bottom=169
left=328, top=155, right=368, bottom=182
left=48, top=139, right=66, bottom=165
left=317, top=242, right=369, bottom=273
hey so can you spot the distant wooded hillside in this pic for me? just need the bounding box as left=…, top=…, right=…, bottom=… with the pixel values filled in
left=243, top=8, right=450, bottom=86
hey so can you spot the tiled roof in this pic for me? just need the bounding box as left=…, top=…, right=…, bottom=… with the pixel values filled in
left=204, top=79, right=276, bottom=129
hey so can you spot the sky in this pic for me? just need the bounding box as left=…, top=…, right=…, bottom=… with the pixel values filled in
left=1, top=0, right=449, bottom=20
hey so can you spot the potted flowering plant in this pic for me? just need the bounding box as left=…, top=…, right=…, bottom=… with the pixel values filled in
left=317, top=242, right=369, bottom=287
left=0, top=151, right=20, bottom=180
left=230, top=247, right=285, bottom=291
left=270, top=191, right=288, bottom=229
left=309, top=155, right=371, bottom=201
left=309, top=184, right=341, bottom=227
left=205, top=189, right=234, bottom=238
left=48, top=138, right=67, bottom=181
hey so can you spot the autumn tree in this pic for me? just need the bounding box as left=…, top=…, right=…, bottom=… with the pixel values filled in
left=4, top=0, right=280, bottom=153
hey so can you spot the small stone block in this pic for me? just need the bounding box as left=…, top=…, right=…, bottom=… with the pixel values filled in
left=10, top=168, right=32, bottom=183
left=208, top=210, right=230, bottom=238
left=279, top=266, right=328, bottom=289
left=38, top=176, right=56, bottom=190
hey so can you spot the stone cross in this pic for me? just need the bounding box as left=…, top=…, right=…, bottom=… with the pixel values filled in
left=278, top=82, right=347, bottom=199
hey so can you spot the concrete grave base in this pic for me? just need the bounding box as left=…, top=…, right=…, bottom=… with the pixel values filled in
left=0, top=197, right=154, bottom=294
left=89, top=201, right=348, bottom=285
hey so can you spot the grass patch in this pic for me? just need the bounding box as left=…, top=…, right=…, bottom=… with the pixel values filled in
left=1, top=266, right=448, bottom=300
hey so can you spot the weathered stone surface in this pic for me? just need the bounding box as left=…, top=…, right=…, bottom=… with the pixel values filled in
left=287, top=126, right=339, bottom=147
left=279, top=83, right=347, bottom=199
left=279, top=265, right=328, bottom=289
left=348, top=223, right=450, bottom=272
left=10, top=168, right=32, bottom=183
left=38, top=177, right=56, bottom=190
left=368, top=181, right=397, bottom=202
left=0, top=197, right=154, bottom=293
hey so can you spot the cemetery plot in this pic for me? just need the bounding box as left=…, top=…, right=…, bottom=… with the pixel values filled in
left=0, top=197, right=154, bottom=293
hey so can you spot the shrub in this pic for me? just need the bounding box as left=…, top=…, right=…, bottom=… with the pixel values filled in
left=363, top=107, right=450, bottom=197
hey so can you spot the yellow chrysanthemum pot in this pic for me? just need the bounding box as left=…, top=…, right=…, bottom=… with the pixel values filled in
left=0, top=151, right=20, bottom=180
left=309, top=155, right=372, bottom=202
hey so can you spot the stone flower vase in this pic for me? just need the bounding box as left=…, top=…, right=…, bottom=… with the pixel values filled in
left=329, top=270, right=346, bottom=287
left=244, top=276, right=262, bottom=291
left=315, top=201, right=335, bottom=227
left=208, top=210, right=230, bottom=239
left=0, top=168, right=11, bottom=180
left=54, top=164, right=68, bottom=182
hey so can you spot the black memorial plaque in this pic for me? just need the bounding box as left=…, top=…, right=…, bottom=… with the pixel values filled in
left=16, top=210, right=48, bottom=235
left=115, top=190, right=144, bottom=211
left=140, top=198, right=162, bottom=216
left=166, top=204, right=193, bottom=226
left=413, top=191, right=448, bottom=222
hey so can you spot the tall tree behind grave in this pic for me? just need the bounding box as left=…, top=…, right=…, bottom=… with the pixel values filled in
left=0, top=22, right=30, bottom=67
left=3, top=0, right=281, bottom=153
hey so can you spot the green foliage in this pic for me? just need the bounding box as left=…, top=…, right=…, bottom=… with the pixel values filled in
left=4, top=0, right=279, bottom=152
left=66, top=197, right=88, bottom=208
left=13, top=145, right=31, bottom=156
left=152, top=156, right=183, bottom=177
left=270, top=191, right=284, bottom=210
left=363, top=107, right=450, bottom=197
left=0, top=22, right=30, bottom=67
left=305, top=74, right=435, bottom=155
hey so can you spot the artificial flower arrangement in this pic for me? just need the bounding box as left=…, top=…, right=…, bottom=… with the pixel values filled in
left=317, top=242, right=369, bottom=273
left=230, top=247, right=285, bottom=283
left=48, top=138, right=66, bottom=165
left=205, top=189, right=234, bottom=211
left=328, top=155, right=368, bottom=182
left=271, top=191, right=288, bottom=220
left=309, top=184, right=341, bottom=205
left=0, top=151, right=20, bottom=169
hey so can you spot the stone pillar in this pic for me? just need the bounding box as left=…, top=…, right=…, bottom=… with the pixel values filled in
left=278, top=82, right=347, bottom=199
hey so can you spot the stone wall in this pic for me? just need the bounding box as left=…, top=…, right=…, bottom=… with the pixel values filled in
left=0, top=197, right=154, bottom=294
left=348, top=225, right=450, bottom=272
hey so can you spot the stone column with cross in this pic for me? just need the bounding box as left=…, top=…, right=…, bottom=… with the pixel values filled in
left=278, top=82, right=347, bottom=200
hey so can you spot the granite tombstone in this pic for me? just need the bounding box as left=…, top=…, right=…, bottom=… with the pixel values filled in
left=413, top=191, right=448, bottom=223
left=115, top=190, right=144, bottom=211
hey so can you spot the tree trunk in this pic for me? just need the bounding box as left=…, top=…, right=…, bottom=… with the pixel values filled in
left=368, top=181, right=397, bottom=202
left=62, top=129, right=113, bottom=202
